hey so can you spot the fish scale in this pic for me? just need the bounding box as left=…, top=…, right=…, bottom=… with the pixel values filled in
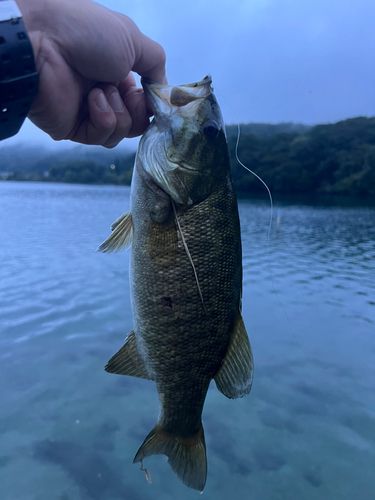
left=99, top=76, right=254, bottom=492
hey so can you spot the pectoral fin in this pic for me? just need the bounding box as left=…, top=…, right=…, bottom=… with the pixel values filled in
left=105, top=331, right=151, bottom=380
left=97, top=211, right=133, bottom=253
left=214, top=313, right=254, bottom=399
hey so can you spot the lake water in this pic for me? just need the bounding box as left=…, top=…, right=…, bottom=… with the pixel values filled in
left=0, top=181, right=374, bottom=500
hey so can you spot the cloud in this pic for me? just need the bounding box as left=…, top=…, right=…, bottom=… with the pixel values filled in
left=2, top=0, right=374, bottom=148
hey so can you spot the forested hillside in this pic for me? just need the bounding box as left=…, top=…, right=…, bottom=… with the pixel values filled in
left=229, top=117, right=375, bottom=196
left=1, top=117, right=374, bottom=196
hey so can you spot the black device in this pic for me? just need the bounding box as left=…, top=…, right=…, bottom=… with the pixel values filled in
left=0, top=0, right=38, bottom=141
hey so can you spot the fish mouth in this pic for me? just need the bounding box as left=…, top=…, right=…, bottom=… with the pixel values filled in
left=141, top=76, right=213, bottom=117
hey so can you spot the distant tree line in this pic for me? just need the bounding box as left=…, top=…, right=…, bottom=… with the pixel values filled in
left=4, top=154, right=136, bottom=185
left=228, top=117, right=375, bottom=196
left=1, top=117, right=375, bottom=196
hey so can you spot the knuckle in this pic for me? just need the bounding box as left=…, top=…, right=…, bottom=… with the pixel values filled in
left=157, top=43, right=167, bottom=66
left=115, top=111, right=132, bottom=135
left=99, top=113, right=117, bottom=131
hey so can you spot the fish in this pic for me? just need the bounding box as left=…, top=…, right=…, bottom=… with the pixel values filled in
left=98, top=75, right=254, bottom=492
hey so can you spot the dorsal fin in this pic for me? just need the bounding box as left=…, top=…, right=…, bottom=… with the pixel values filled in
left=97, top=211, right=133, bottom=253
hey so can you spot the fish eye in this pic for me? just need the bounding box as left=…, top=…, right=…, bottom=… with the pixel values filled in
left=203, top=120, right=220, bottom=138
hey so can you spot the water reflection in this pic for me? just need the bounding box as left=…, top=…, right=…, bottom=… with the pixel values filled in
left=0, top=183, right=374, bottom=500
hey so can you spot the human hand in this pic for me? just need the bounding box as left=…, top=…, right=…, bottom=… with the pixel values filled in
left=16, top=0, right=166, bottom=147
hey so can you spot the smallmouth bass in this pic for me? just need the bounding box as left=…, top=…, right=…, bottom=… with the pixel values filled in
left=99, top=76, right=254, bottom=492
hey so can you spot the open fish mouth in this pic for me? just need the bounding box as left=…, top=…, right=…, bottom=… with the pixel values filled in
left=138, top=75, right=226, bottom=203
left=141, top=75, right=213, bottom=117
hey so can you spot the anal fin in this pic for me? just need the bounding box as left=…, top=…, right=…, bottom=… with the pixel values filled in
left=214, top=313, right=254, bottom=399
left=97, top=211, right=133, bottom=253
left=105, top=331, right=151, bottom=380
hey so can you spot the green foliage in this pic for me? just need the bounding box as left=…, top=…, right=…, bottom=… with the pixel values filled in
left=2, top=153, right=136, bottom=186
left=225, top=122, right=311, bottom=140
left=46, top=159, right=134, bottom=185
left=229, top=117, right=375, bottom=196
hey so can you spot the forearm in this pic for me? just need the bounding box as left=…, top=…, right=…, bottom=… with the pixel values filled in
left=1, top=0, right=166, bottom=145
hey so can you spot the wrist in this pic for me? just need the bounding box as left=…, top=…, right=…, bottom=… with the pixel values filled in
left=0, top=0, right=39, bottom=140
left=13, top=0, right=48, bottom=67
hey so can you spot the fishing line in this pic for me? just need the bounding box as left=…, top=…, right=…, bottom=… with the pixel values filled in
left=215, top=88, right=275, bottom=270
left=214, top=87, right=274, bottom=236
left=172, top=201, right=208, bottom=316
left=215, top=87, right=304, bottom=352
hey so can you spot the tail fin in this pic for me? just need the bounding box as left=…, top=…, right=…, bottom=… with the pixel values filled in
left=133, top=423, right=207, bottom=492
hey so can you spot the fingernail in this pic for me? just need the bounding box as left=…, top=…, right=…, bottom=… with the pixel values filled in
left=108, top=91, right=124, bottom=112
left=95, top=92, right=109, bottom=112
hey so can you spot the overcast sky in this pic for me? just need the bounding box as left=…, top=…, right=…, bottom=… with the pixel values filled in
left=2, top=0, right=375, bottom=149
